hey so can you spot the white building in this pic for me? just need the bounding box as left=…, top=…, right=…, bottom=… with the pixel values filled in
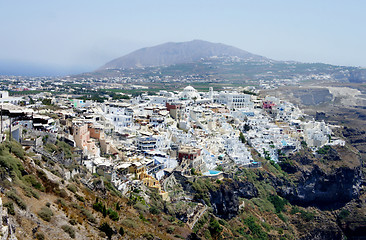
left=216, top=92, right=253, bottom=109
left=178, top=86, right=200, bottom=100
left=0, top=91, right=22, bottom=105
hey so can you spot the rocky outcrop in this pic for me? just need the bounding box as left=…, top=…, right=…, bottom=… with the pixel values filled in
left=298, top=218, right=344, bottom=240
left=209, top=180, right=258, bottom=219
left=285, top=166, right=361, bottom=209
left=278, top=147, right=363, bottom=210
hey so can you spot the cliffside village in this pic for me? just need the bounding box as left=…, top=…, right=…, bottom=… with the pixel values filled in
left=0, top=87, right=345, bottom=201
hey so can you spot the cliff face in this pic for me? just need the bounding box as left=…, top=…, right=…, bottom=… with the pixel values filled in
left=280, top=165, right=362, bottom=209
left=278, top=146, right=363, bottom=210
left=209, top=180, right=258, bottom=219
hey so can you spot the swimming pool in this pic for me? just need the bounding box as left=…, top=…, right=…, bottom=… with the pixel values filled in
left=203, top=170, right=222, bottom=176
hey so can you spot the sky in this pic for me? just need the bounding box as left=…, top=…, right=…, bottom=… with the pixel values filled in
left=0, top=0, right=365, bottom=76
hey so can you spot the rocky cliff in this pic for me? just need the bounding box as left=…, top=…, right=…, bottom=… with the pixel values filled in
left=209, top=180, right=258, bottom=219
left=279, top=146, right=362, bottom=210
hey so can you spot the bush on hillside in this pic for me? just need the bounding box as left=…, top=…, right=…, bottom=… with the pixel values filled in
left=61, top=225, right=75, bottom=238
left=6, top=190, right=26, bottom=210
left=37, top=206, right=53, bottom=222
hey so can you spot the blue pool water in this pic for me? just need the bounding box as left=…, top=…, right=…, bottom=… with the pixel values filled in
left=203, top=170, right=222, bottom=176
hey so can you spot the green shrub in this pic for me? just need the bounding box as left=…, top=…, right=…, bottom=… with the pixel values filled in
left=81, top=209, right=97, bottom=223
left=93, top=201, right=104, bottom=212
left=3, top=202, right=15, bottom=215
left=61, top=225, right=75, bottom=238
left=55, top=198, right=67, bottom=206
left=6, top=140, right=25, bottom=160
left=115, top=202, right=121, bottom=211
left=174, top=235, right=185, bottom=239
left=107, top=208, right=119, bottom=221
left=69, top=219, right=77, bottom=225
left=290, top=206, right=300, bottom=214
left=119, top=227, right=124, bottom=236
left=70, top=203, right=81, bottom=210
left=338, top=209, right=350, bottom=220
left=35, top=233, right=45, bottom=240
left=6, top=190, right=26, bottom=210
left=31, top=190, right=40, bottom=199
left=218, top=219, right=227, bottom=226
left=23, top=175, right=44, bottom=191
left=20, top=184, right=39, bottom=199
left=142, top=233, right=154, bottom=240
left=99, top=222, right=114, bottom=239
left=139, top=213, right=148, bottom=222
left=134, top=202, right=148, bottom=212
left=193, top=213, right=208, bottom=233
left=56, top=141, right=73, bottom=159
left=208, top=218, right=223, bottom=238
left=317, top=145, right=331, bottom=154
left=0, top=147, right=24, bottom=180
left=149, top=206, right=160, bottom=215
left=44, top=143, right=58, bottom=154
left=300, top=210, right=315, bottom=221
left=67, top=184, right=77, bottom=193
left=268, top=195, right=287, bottom=213
left=277, top=213, right=288, bottom=223
left=243, top=216, right=268, bottom=240
left=74, top=193, right=84, bottom=202
left=59, top=189, right=68, bottom=198
left=38, top=206, right=53, bottom=222
left=166, top=226, right=175, bottom=234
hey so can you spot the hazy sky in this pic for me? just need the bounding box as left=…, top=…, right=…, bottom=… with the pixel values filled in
left=1, top=0, right=365, bottom=76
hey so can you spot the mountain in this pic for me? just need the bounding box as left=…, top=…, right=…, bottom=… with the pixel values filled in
left=98, top=40, right=269, bottom=70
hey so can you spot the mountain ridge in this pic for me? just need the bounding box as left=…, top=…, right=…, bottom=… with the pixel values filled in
left=98, top=40, right=269, bottom=70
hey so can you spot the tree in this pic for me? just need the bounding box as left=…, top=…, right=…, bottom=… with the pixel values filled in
left=99, top=222, right=114, bottom=240
left=119, top=227, right=124, bottom=236
left=208, top=217, right=223, bottom=239
left=239, top=132, right=246, bottom=143
left=42, top=98, right=52, bottom=105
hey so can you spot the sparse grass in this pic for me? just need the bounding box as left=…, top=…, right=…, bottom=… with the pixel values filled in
left=121, top=218, right=137, bottom=228
left=251, top=198, right=275, bottom=213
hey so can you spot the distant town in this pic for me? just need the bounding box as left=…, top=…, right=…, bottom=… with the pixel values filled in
left=0, top=80, right=344, bottom=205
